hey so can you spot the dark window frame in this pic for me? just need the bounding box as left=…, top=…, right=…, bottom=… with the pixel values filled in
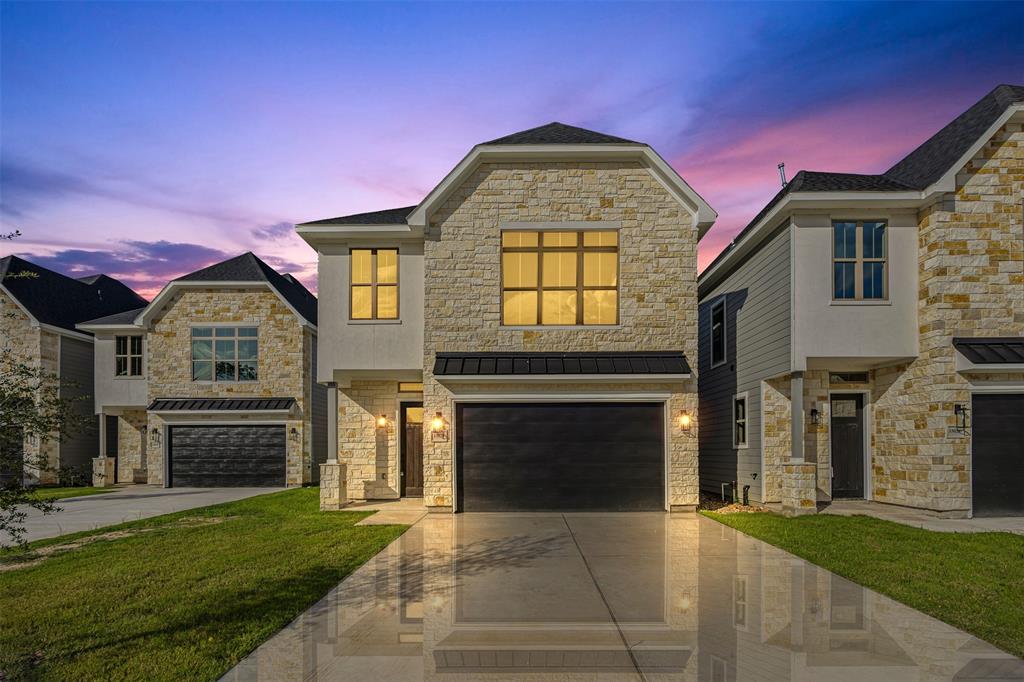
left=500, top=229, right=619, bottom=326
left=733, top=394, right=747, bottom=448
left=114, top=335, right=144, bottom=377
left=710, top=298, right=727, bottom=368
left=832, top=220, right=888, bottom=301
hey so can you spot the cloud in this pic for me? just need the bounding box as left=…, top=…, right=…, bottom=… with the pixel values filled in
left=251, top=221, right=294, bottom=240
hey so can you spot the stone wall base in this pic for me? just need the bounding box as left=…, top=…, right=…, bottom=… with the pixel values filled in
left=426, top=506, right=453, bottom=514
left=92, top=457, right=116, bottom=487
left=670, top=504, right=698, bottom=514
left=781, top=462, right=818, bottom=517
left=320, top=462, right=348, bottom=511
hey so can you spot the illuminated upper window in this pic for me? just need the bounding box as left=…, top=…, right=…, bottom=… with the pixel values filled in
left=351, top=248, right=398, bottom=320
left=501, top=229, right=618, bottom=326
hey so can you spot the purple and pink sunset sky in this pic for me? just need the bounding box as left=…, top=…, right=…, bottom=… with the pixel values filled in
left=2, top=1, right=1022, bottom=298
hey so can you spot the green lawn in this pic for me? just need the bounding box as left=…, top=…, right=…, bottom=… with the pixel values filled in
left=28, top=486, right=116, bottom=502
left=0, top=487, right=408, bottom=681
left=703, top=511, right=1024, bottom=658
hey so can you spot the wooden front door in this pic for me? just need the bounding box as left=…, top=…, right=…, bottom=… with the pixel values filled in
left=830, top=394, right=865, bottom=498
left=401, top=403, right=424, bottom=497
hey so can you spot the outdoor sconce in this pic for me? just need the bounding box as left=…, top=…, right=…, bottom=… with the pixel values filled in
left=376, top=414, right=389, bottom=429
left=677, top=410, right=692, bottom=431
left=150, top=427, right=161, bottom=445
left=810, top=408, right=820, bottom=426
left=430, top=412, right=449, bottom=442
left=954, top=404, right=970, bottom=434
left=289, top=426, right=300, bottom=441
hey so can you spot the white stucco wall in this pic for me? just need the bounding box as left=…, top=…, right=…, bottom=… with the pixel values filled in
left=316, top=242, right=424, bottom=381
left=91, top=332, right=148, bottom=411
left=791, top=211, right=919, bottom=370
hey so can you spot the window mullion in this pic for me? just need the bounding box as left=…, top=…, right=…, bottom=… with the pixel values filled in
left=577, top=244, right=584, bottom=324
left=855, top=223, right=863, bottom=300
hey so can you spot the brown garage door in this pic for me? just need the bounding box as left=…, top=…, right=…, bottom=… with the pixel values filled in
left=972, top=394, right=1024, bottom=517
left=456, top=403, right=665, bottom=512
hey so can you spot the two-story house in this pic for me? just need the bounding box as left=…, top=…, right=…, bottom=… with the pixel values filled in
left=77, top=252, right=327, bottom=487
left=0, top=255, right=147, bottom=484
left=298, top=122, right=716, bottom=513
left=697, top=84, right=1024, bottom=517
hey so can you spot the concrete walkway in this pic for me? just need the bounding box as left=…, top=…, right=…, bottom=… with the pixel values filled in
left=821, top=499, right=1024, bottom=534
left=345, top=497, right=428, bottom=526
left=3, top=485, right=283, bottom=544
left=224, top=513, right=1021, bottom=681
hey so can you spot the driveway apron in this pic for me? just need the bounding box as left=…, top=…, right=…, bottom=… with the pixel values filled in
left=224, top=513, right=1022, bottom=681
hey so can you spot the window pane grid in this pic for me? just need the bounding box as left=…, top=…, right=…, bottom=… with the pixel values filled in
left=351, top=249, right=399, bottom=320
left=190, top=327, right=257, bottom=382
left=114, top=335, right=144, bottom=377
left=832, top=221, right=887, bottom=300
left=501, top=230, right=617, bottom=325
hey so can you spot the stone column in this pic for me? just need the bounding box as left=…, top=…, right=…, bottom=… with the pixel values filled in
left=326, top=382, right=338, bottom=463
left=320, top=462, right=348, bottom=511
left=782, top=372, right=816, bottom=515
left=92, top=455, right=116, bottom=487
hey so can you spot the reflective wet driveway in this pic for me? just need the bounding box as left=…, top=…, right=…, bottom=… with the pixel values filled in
left=223, top=513, right=1022, bottom=681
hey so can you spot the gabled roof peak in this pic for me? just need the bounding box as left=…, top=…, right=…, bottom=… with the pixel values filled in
left=482, top=121, right=642, bottom=146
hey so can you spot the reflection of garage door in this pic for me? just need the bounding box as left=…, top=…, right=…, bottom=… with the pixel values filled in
left=972, top=394, right=1024, bottom=517
left=169, top=425, right=286, bottom=487
left=456, top=403, right=664, bottom=512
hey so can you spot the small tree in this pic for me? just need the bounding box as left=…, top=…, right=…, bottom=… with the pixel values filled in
left=1, top=231, right=89, bottom=547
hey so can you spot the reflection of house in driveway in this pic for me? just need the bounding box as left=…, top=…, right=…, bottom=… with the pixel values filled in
left=696, top=518, right=1022, bottom=682
left=225, top=514, right=1021, bottom=681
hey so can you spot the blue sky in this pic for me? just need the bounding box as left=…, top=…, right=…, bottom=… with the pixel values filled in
left=2, top=1, right=1021, bottom=295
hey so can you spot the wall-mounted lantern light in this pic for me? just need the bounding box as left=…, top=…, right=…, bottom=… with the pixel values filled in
left=376, top=414, right=389, bottom=429
left=677, top=410, right=692, bottom=431
left=151, top=427, right=161, bottom=445
left=430, top=412, right=450, bottom=441
left=810, top=408, right=820, bottom=426
left=954, top=403, right=970, bottom=434
left=289, top=426, right=300, bottom=441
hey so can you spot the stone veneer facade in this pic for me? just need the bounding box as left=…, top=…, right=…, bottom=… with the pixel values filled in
left=412, top=161, right=701, bottom=511
left=1, top=289, right=63, bottom=484
left=766, top=121, right=1023, bottom=514
left=115, top=408, right=148, bottom=483
left=144, top=288, right=315, bottom=486
left=869, top=121, right=1024, bottom=512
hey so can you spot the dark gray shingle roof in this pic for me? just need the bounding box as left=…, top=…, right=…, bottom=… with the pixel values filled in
left=79, top=307, right=147, bottom=326
left=433, top=351, right=690, bottom=376
left=701, top=84, right=1024, bottom=291
left=148, top=398, right=296, bottom=412
left=482, top=122, right=641, bottom=146
left=174, top=252, right=318, bottom=326
left=1, top=255, right=148, bottom=333
left=953, top=337, right=1024, bottom=364
left=298, top=205, right=416, bottom=227
left=886, top=84, right=1024, bottom=190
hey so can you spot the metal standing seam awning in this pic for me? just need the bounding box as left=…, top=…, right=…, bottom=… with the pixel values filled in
left=147, top=398, right=296, bottom=413
left=432, top=351, right=691, bottom=381
left=952, top=338, right=1024, bottom=364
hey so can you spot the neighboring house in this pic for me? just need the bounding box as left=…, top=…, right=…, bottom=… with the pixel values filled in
left=697, top=84, right=1024, bottom=517
left=77, top=252, right=327, bottom=487
left=0, top=255, right=147, bottom=484
left=298, top=122, right=716, bottom=512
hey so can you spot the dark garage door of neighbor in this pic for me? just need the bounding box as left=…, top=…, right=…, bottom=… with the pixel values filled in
left=456, top=403, right=665, bottom=512
left=972, top=394, right=1024, bottom=517
left=169, top=425, right=286, bottom=487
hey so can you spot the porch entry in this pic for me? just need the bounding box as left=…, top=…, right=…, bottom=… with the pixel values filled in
left=830, top=394, right=865, bottom=498
left=400, top=402, right=424, bottom=497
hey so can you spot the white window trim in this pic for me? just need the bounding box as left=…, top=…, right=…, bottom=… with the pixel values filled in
left=189, top=324, right=260, bottom=384
left=733, top=391, right=749, bottom=449
left=710, top=298, right=727, bottom=368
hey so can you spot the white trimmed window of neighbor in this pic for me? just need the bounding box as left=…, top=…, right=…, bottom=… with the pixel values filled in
left=733, top=393, right=748, bottom=448
left=115, top=335, right=143, bottom=377
left=833, top=220, right=887, bottom=301
left=191, top=326, right=258, bottom=382
left=351, top=248, right=398, bottom=320
left=710, top=299, right=726, bottom=367
left=501, top=228, right=618, bottom=326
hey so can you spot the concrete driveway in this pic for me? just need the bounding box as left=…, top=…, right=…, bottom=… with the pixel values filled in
left=224, top=512, right=1021, bottom=681
left=4, top=485, right=282, bottom=544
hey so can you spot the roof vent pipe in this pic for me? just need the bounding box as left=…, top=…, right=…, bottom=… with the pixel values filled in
left=778, top=162, right=787, bottom=188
